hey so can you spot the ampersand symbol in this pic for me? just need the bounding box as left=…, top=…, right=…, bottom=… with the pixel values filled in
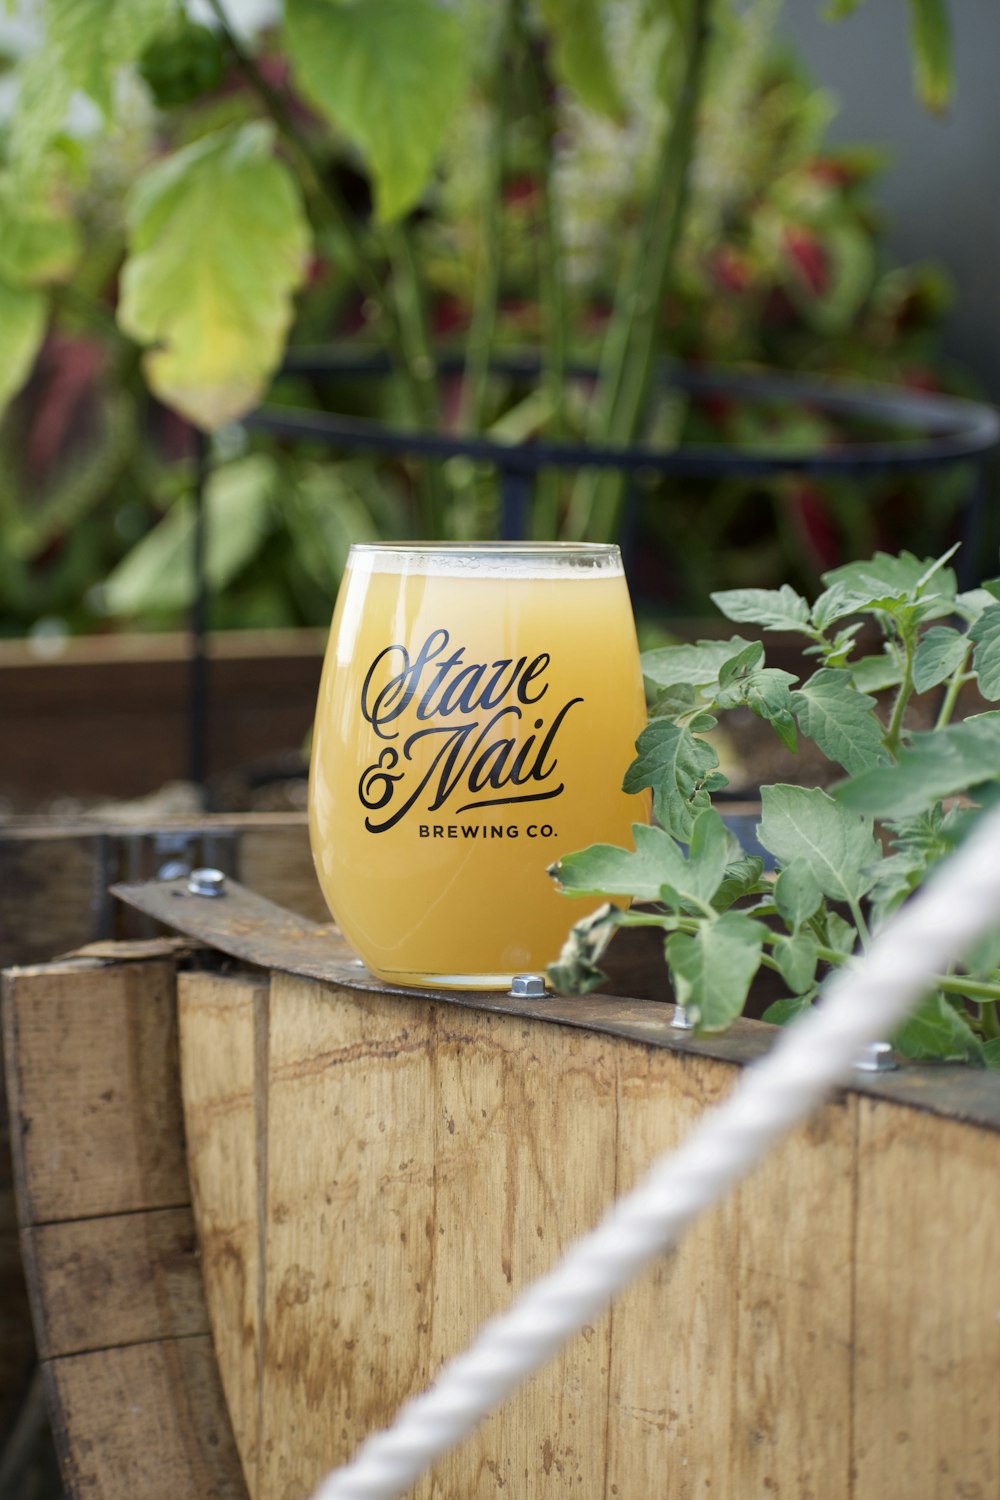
left=359, top=748, right=403, bottom=811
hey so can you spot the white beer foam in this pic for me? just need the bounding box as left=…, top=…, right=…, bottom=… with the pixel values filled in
left=346, top=544, right=624, bottom=580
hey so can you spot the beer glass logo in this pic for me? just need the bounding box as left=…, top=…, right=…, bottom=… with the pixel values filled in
left=357, top=628, right=582, bottom=834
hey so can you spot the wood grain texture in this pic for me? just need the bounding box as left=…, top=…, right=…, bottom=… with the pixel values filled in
left=3, top=959, right=187, bottom=1225
left=177, top=971, right=999, bottom=1500
left=853, top=1097, right=1000, bottom=1498
left=23, top=1208, right=208, bottom=1360
left=47, top=1336, right=245, bottom=1500
left=178, top=970, right=268, bottom=1498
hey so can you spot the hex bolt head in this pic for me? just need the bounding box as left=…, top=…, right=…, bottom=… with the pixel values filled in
left=187, top=867, right=227, bottom=898
left=854, top=1040, right=897, bottom=1074
left=509, top=974, right=546, bottom=998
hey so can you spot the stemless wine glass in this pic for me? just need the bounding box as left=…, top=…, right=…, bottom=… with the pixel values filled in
left=308, top=542, right=646, bottom=989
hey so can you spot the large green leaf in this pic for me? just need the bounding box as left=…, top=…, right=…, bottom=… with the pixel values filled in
left=538, top=0, right=623, bottom=118
left=773, top=932, right=818, bottom=994
left=101, top=454, right=277, bottom=617
left=641, top=636, right=753, bottom=689
left=710, top=585, right=810, bottom=633
left=970, top=605, right=1000, bottom=700
left=0, top=278, right=47, bottom=417
left=118, top=124, right=310, bottom=429
left=836, top=717, right=1000, bottom=820
left=790, top=668, right=888, bottom=775
left=908, top=0, right=952, bottom=114
left=757, top=785, right=878, bottom=906
left=285, top=0, right=471, bottom=223
left=550, top=822, right=688, bottom=902
left=821, top=549, right=957, bottom=609
left=12, top=0, right=174, bottom=166
left=773, top=858, right=822, bottom=930
left=666, top=911, right=765, bottom=1031
left=622, top=718, right=720, bottom=840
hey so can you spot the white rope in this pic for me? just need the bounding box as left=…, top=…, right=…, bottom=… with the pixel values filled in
left=311, top=802, right=1000, bottom=1500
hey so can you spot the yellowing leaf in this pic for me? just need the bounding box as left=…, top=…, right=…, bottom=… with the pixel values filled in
left=0, top=277, right=47, bottom=416
left=285, top=0, right=471, bottom=223
left=118, top=123, right=311, bottom=430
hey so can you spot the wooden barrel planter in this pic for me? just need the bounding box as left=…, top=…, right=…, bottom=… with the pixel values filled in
left=3, top=865, right=999, bottom=1499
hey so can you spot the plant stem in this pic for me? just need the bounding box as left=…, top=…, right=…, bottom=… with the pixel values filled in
left=564, top=0, right=712, bottom=541
left=884, top=626, right=917, bottom=755
left=383, top=223, right=448, bottom=533
left=978, top=1001, right=1000, bottom=1040
left=935, top=662, right=974, bottom=729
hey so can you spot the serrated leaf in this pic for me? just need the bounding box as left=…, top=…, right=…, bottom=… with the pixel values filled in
left=666, top=911, right=765, bottom=1032
left=836, top=717, right=1000, bottom=819
left=641, top=636, right=754, bottom=689
left=710, top=585, right=811, bottom=632
left=645, top=680, right=696, bottom=719
left=773, top=932, right=819, bottom=994
left=713, top=855, right=765, bottom=912
left=913, top=625, right=969, bottom=692
left=893, top=993, right=983, bottom=1064
left=758, top=785, right=879, bottom=906
left=970, top=605, right=1000, bottom=700
left=908, top=0, right=952, bottom=114
left=550, top=822, right=688, bottom=902
left=821, top=549, right=957, bottom=609
left=790, top=668, right=888, bottom=775
left=622, top=719, right=720, bottom=840
left=285, top=0, right=471, bottom=223
left=810, top=581, right=866, bottom=632
left=119, top=123, right=310, bottom=430
left=718, top=639, right=764, bottom=688
left=0, top=277, right=47, bottom=418
left=538, top=0, right=623, bottom=118
left=102, top=454, right=277, bottom=616
left=774, top=858, right=823, bottom=929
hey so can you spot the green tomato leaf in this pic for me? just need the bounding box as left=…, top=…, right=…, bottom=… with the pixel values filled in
left=622, top=718, right=721, bottom=840
left=790, top=667, right=888, bottom=775
left=893, top=993, right=983, bottom=1064
left=119, top=123, right=310, bottom=430
left=850, top=653, right=904, bottom=693
left=913, top=625, right=969, bottom=692
left=762, top=993, right=815, bottom=1026
left=908, top=0, right=953, bottom=114
left=101, top=454, right=277, bottom=617
left=773, top=932, right=819, bottom=994
left=641, top=636, right=754, bottom=689
left=550, top=822, right=688, bottom=902
left=821, top=549, right=957, bottom=611
left=538, top=0, right=623, bottom=118
left=0, top=277, right=47, bottom=418
left=984, top=1038, right=1000, bottom=1072
left=285, top=0, right=471, bottom=223
left=836, top=717, right=1000, bottom=819
left=709, top=585, right=811, bottom=633
left=713, top=855, right=766, bottom=912
left=645, top=680, right=697, bottom=719
left=773, top=858, right=823, bottom=929
left=970, top=605, right=1000, bottom=700
left=666, top=911, right=765, bottom=1032
left=758, top=785, right=879, bottom=906
left=718, top=639, right=765, bottom=688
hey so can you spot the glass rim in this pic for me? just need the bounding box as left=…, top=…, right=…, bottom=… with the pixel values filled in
left=346, top=541, right=621, bottom=556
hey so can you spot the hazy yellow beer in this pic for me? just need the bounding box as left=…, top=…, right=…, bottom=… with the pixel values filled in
left=309, top=543, right=646, bottom=988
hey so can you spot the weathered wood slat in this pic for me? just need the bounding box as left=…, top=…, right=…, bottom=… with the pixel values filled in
left=177, top=968, right=1000, bottom=1499
left=3, top=956, right=247, bottom=1500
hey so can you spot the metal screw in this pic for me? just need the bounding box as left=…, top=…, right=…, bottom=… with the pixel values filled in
left=187, top=868, right=227, bottom=899
left=157, top=858, right=191, bottom=882
left=509, top=974, right=545, bottom=998
left=854, top=1040, right=897, bottom=1074
left=671, top=1004, right=696, bottom=1031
